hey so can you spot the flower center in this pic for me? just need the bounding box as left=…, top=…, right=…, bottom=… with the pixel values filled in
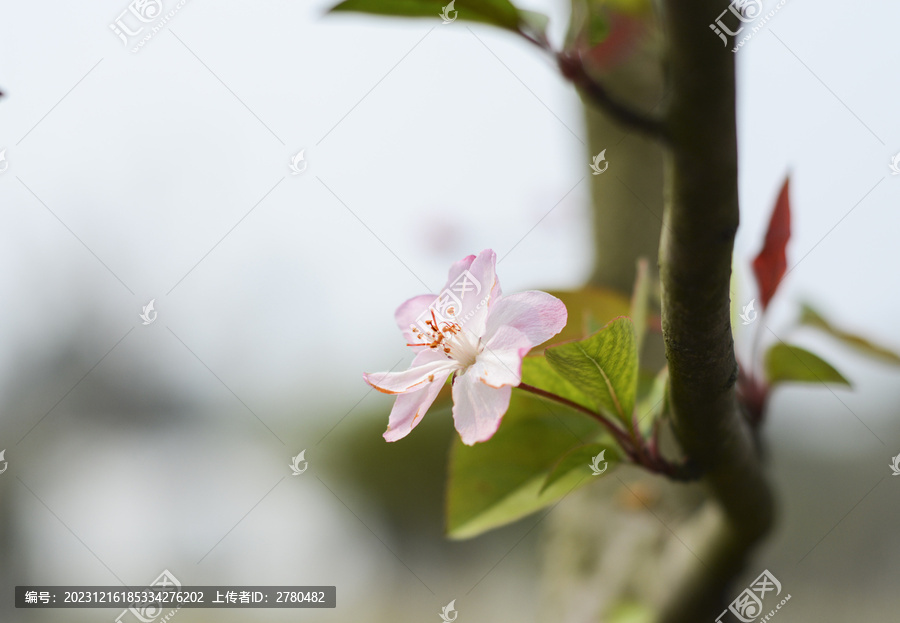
left=409, top=311, right=482, bottom=369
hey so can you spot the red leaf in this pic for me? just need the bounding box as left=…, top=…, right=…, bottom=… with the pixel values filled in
left=752, top=177, right=791, bottom=310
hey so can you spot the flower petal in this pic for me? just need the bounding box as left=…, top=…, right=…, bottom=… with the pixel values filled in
left=383, top=370, right=451, bottom=442
left=470, top=325, right=531, bottom=388
left=445, top=254, right=476, bottom=284
left=439, top=249, right=500, bottom=338
left=364, top=349, right=457, bottom=394
left=484, top=290, right=567, bottom=346
left=451, top=371, right=512, bottom=445
left=394, top=293, right=438, bottom=349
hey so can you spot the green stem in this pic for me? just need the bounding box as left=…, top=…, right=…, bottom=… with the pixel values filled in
left=548, top=1, right=772, bottom=617
left=654, top=1, right=775, bottom=620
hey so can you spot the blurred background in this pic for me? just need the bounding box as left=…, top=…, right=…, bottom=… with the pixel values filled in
left=0, top=0, right=899, bottom=620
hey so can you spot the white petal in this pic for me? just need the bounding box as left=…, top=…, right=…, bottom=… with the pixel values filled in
left=364, top=349, right=457, bottom=394
left=383, top=370, right=450, bottom=442
left=484, top=290, right=568, bottom=346
left=451, top=371, right=512, bottom=445
left=469, top=325, right=531, bottom=388
left=439, top=249, right=499, bottom=338
left=444, top=254, right=476, bottom=285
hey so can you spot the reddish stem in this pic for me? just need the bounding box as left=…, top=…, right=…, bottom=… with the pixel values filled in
left=516, top=383, right=697, bottom=480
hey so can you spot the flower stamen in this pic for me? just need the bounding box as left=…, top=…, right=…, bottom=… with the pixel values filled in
left=407, top=310, right=479, bottom=364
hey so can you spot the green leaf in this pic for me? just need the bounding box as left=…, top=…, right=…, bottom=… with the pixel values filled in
left=566, top=0, right=652, bottom=50
left=545, top=317, right=639, bottom=425
left=521, top=356, right=594, bottom=412
left=765, top=343, right=850, bottom=387
left=446, top=391, right=603, bottom=539
left=541, top=441, right=619, bottom=492
left=565, top=0, right=608, bottom=48
left=564, top=0, right=588, bottom=49
left=635, top=366, right=667, bottom=435
left=545, top=286, right=632, bottom=346
left=799, top=304, right=900, bottom=365
left=584, top=313, right=605, bottom=336
left=519, top=9, right=550, bottom=39
left=606, top=600, right=656, bottom=623
left=329, top=0, right=545, bottom=37
left=587, top=10, right=610, bottom=46
left=630, top=257, right=651, bottom=353
left=605, top=0, right=653, bottom=14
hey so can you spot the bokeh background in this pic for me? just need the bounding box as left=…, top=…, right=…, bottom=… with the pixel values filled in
left=1, top=0, right=899, bottom=620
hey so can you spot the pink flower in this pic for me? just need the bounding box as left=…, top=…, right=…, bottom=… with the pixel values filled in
left=364, top=249, right=568, bottom=445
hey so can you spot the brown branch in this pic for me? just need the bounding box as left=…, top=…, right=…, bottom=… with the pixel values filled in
left=655, top=1, right=775, bottom=620
left=557, top=51, right=668, bottom=142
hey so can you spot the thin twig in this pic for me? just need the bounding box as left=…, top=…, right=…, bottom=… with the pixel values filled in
left=557, top=51, right=668, bottom=142
left=516, top=382, right=697, bottom=480
left=517, top=382, right=632, bottom=449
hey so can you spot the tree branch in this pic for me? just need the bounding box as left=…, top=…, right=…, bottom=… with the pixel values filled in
left=516, top=383, right=698, bottom=481
left=655, top=1, right=775, bottom=621
left=557, top=51, right=668, bottom=143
